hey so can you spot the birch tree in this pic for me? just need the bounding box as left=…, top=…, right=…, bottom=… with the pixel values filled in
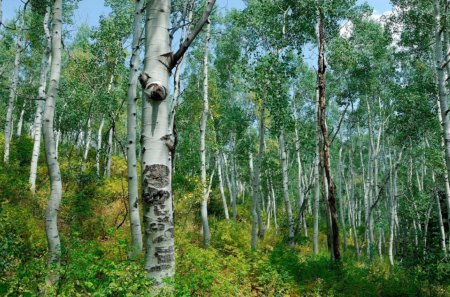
left=43, top=0, right=63, bottom=285
left=138, top=0, right=215, bottom=285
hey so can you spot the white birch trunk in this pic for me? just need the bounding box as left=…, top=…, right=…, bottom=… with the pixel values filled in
left=29, top=6, right=51, bottom=193
left=140, top=0, right=174, bottom=284
left=217, top=154, right=229, bottom=220
left=105, top=128, right=113, bottom=177
left=279, top=130, right=294, bottom=247
left=43, top=0, right=63, bottom=285
left=126, top=0, right=144, bottom=258
left=82, top=117, right=92, bottom=169
left=96, top=117, right=104, bottom=176
left=200, top=20, right=211, bottom=248
left=16, top=100, right=26, bottom=137
left=432, top=170, right=447, bottom=255
left=3, top=6, right=25, bottom=163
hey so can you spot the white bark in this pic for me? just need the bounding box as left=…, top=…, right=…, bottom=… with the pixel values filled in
left=279, top=130, right=294, bottom=247
left=96, top=117, right=105, bottom=176
left=29, top=6, right=51, bottom=192
left=4, top=5, right=26, bottom=163
left=105, top=127, right=113, bottom=177
left=81, top=117, right=92, bottom=170
left=433, top=0, right=450, bottom=252
left=16, top=100, right=26, bottom=137
left=43, top=0, right=63, bottom=285
left=432, top=170, right=447, bottom=255
left=217, top=154, right=229, bottom=220
left=200, top=20, right=211, bottom=248
left=141, top=0, right=174, bottom=284
left=126, top=0, right=144, bottom=258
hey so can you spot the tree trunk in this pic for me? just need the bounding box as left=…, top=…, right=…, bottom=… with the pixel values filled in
left=217, top=154, right=229, bottom=220
left=96, top=117, right=104, bottom=176
left=16, top=100, right=27, bottom=137
left=279, top=130, right=294, bottom=247
left=313, top=143, right=320, bottom=255
left=254, top=99, right=265, bottom=239
left=30, top=6, right=51, bottom=193
left=200, top=20, right=211, bottom=248
left=317, top=6, right=340, bottom=260
left=105, top=127, right=113, bottom=177
left=81, top=117, right=92, bottom=170
left=3, top=4, right=26, bottom=163
left=432, top=170, right=448, bottom=255
left=140, top=0, right=175, bottom=284
left=250, top=152, right=258, bottom=249
left=338, top=147, right=347, bottom=251
left=433, top=0, right=450, bottom=250
left=43, top=0, right=63, bottom=285
left=126, top=0, right=144, bottom=258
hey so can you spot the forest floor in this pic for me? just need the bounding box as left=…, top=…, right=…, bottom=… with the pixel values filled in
left=0, top=135, right=449, bottom=296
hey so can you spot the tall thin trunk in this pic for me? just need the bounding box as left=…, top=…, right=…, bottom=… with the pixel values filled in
left=279, top=130, right=294, bottom=247
left=250, top=152, right=258, bottom=249
left=30, top=6, right=51, bottom=193
left=217, top=154, right=229, bottom=220
left=313, top=137, right=320, bottom=255
left=432, top=170, right=447, bottom=255
left=81, top=117, right=92, bottom=170
left=96, top=117, right=104, bottom=176
left=126, top=0, right=144, bottom=258
left=16, top=100, right=26, bottom=137
left=388, top=153, right=397, bottom=266
left=105, top=127, right=113, bottom=177
left=253, top=99, right=265, bottom=239
left=317, top=6, right=340, bottom=260
left=43, top=0, right=63, bottom=285
left=200, top=20, right=211, bottom=248
left=433, top=0, right=450, bottom=251
left=338, top=147, right=347, bottom=251
left=4, top=4, right=26, bottom=163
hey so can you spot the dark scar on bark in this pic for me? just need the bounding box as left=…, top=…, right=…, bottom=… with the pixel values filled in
left=143, top=164, right=170, bottom=188
left=143, top=188, right=170, bottom=206
left=153, top=235, right=165, bottom=243
left=164, top=228, right=174, bottom=238
left=149, top=223, right=165, bottom=232
left=148, top=264, right=172, bottom=272
left=155, top=246, right=174, bottom=264
left=154, top=205, right=169, bottom=216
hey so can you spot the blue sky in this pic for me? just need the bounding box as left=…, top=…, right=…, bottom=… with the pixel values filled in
left=4, top=0, right=393, bottom=28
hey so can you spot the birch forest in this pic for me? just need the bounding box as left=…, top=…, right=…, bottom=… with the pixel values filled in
left=1, top=0, right=450, bottom=296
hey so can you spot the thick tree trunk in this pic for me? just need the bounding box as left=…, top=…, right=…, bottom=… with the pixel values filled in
left=43, top=0, right=63, bottom=285
left=3, top=5, right=26, bottom=163
left=30, top=6, right=51, bottom=192
left=317, top=8, right=340, bottom=260
left=200, top=20, right=211, bottom=248
left=140, top=0, right=175, bottom=284
left=126, top=0, right=144, bottom=258
left=279, top=130, right=294, bottom=247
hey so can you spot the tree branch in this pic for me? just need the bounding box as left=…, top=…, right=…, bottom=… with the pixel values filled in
left=170, top=0, right=216, bottom=69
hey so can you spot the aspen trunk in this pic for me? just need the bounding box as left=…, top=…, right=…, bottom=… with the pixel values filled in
left=217, top=154, right=229, bottom=220
left=432, top=170, right=447, bottom=255
left=254, top=100, right=265, bottom=239
left=16, top=100, right=26, bottom=137
left=338, top=147, right=347, bottom=251
left=279, top=130, right=294, bottom=247
left=200, top=21, right=211, bottom=248
left=105, top=128, right=113, bottom=177
left=30, top=6, right=51, bottom=193
left=3, top=5, right=26, bottom=163
left=125, top=0, right=144, bottom=258
left=250, top=152, right=258, bottom=249
left=433, top=0, right=450, bottom=251
left=43, top=0, right=63, bottom=285
left=317, top=7, right=340, bottom=260
left=140, top=0, right=175, bottom=284
left=81, top=117, right=92, bottom=170
left=96, top=117, right=104, bottom=176
left=313, top=146, right=320, bottom=255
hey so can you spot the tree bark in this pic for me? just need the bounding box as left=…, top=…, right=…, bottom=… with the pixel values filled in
left=3, top=4, right=26, bottom=163
left=200, top=20, right=211, bottom=248
left=317, top=6, right=340, bottom=260
left=217, top=154, right=229, bottom=220
left=30, top=6, right=51, bottom=193
left=279, top=130, right=294, bottom=247
left=43, top=0, right=63, bottom=285
left=126, top=0, right=144, bottom=258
